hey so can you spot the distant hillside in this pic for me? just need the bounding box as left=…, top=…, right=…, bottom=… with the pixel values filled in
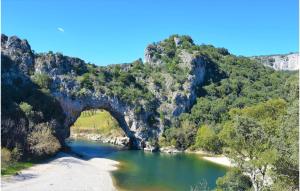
left=251, top=53, right=299, bottom=71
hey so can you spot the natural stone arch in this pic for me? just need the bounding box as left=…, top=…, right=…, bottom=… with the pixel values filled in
left=1, top=34, right=208, bottom=151
left=54, top=93, right=148, bottom=149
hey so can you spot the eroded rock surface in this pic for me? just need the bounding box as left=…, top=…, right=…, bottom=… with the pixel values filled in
left=251, top=53, right=299, bottom=71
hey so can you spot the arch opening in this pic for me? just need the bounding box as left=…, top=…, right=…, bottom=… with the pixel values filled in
left=68, top=108, right=136, bottom=148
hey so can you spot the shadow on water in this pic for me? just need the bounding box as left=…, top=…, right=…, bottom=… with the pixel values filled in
left=64, top=139, right=125, bottom=159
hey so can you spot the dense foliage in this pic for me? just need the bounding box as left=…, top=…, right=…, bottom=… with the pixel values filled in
left=194, top=125, right=222, bottom=153
left=75, top=60, right=156, bottom=107
left=215, top=168, right=252, bottom=191
left=153, top=37, right=299, bottom=190
left=219, top=99, right=296, bottom=190
left=163, top=41, right=298, bottom=151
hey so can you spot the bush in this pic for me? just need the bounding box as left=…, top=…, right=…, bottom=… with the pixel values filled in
left=78, top=73, right=94, bottom=90
left=27, top=123, right=61, bottom=157
left=175, top=133, right=188, bottom=150
left=1, top=148, right=12, bottom=169
left=32, top=73, right=52, bottom=89
left=215, top=168, right=252, bottom=191
left=1, top=147, right=21, bottom=169
left=148, top=137, right=158, bottom=148
left=162, top=120, right=197, bottom=150
left=19, top=102, right=33, bottom=117
left=11, top=146, right=22, bottom=161
left=158, top=136, right=168, bottom=147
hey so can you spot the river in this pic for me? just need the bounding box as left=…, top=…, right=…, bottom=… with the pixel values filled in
left=66, top=139, right=227, bottom=191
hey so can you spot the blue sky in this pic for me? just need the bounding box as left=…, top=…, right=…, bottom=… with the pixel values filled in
left=2, top=0, right=299, bottom=66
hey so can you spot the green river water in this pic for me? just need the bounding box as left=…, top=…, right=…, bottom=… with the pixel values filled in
left=66, top=139, right=227, bottom=191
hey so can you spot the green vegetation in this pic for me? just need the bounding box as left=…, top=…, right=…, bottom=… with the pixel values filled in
left=27, top=123, right=61, bottom=157
left=31, top=73, right=52, bottom=89
left=1, top=147, right=21, bottom=169
left=72, top=60, right=158, bottom=117
left=1, top=147, right=34, bottom=176
left=219, top=98, right=298, bottom=190
left=215, top=168, right=252, bottom=191
left=71, top=109, right=125, bottom=137
left=1, top=161, right=34, bottom=176
left=153, top=36, right=299, bottom=190
left=162, top=43, right=297, bottom=152
left=19, top=102, right=34, bottom=116
left=194, top=125, right=222, bottom=153
left=163, top=120, right=197, bottom=150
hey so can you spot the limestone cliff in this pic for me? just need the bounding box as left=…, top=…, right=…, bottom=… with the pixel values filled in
left=251, top=53, right=299, bottom=71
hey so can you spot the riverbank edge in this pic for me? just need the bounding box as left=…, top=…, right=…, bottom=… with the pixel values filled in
left=70, top=132, right=130, bottom=147
left=69, top=135, right=234, bottom=168
left=158, top=146, right=233, bottom=167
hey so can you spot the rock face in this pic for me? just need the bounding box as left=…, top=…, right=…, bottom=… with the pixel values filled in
left=143, top=39, right=207, bottom=132
left=70, top=133, right=130, bottom=146
left=251, top=53, right=299, bottom=71
left=1, top=35, right=34, bottom=75
left=1, top=34, right=207, bottom=150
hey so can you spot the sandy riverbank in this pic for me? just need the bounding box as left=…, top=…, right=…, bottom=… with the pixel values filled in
left=202, top=156, right=233, bottom=167
left=1, top=152, right=119, bottom=191
left=185, top=150, right=233, bottom=167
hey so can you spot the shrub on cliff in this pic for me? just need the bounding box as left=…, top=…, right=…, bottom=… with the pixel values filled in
left=78, top=73, right=94, bottom=90
left=19, top=102, right=34, bottom=117
left=32, top=73, right=52, bottom=89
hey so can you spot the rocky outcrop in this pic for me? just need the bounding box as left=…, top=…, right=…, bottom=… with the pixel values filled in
left=1, top=35, right=34, bottom=75
left=159, top=146, right=182, bottom=154
left=251, top=53, right=299, bottom=71
left=70, top=133, right=130, bottom=146
left=1, top=34, right=208, bottom=150
left=144, top=38, right=206, bottom=132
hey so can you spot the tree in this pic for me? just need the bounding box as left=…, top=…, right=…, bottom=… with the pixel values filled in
left=221, top=116, right=275, bottom=191
left=194, top=125, right=222, bottom=153
left=175, top=132, right=187, bottom=150
left=215, top=168, right=252, bottom=191
left=220, top=99, right=288, bottom=191
left=272, top=99, right=299, bottom=190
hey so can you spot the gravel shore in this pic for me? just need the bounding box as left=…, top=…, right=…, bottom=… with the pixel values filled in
left=1, top=152, right=119, bottom=191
